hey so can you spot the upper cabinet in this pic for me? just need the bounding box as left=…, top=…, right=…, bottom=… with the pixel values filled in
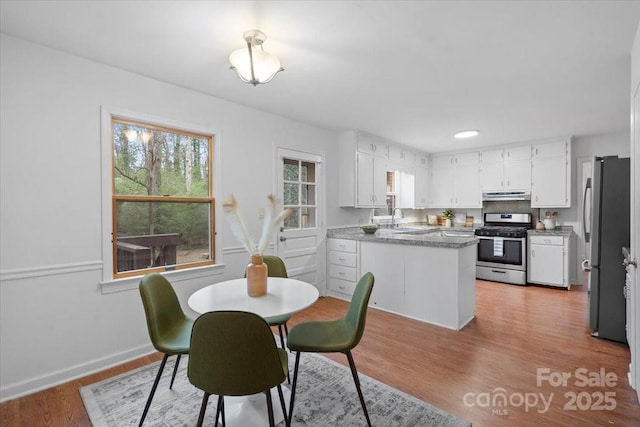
left=531, top=139, right=571, bottom=208
left=480, top=145, right=532, bottom=192
left=340, top=131, right=389, bottom=208
left=414, top=155, right=430, bottom=208
left=430, top=152, right=481, bottom=208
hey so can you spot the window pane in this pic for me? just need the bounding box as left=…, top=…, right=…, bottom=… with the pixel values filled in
left=115, top=200, right=211, bottom=272
left=113, top=122, right=210, bottom=197
left=301, top=161, right=315, bottom=183
left=284, top=208, right=299, bottom=229
left=284, top=183, right=299, bottom=205
left=283, top=158, right=299, bottom=181
left=301, top=184, right=316, bottom=205
left=301, top=207, right=316, bottom=228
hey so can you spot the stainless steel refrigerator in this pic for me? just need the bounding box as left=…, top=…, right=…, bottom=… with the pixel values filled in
left=584, top=156, right=630, bottom=343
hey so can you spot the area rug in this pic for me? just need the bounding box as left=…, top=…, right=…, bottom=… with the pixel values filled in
left=80, top=352, right=471, bottom=426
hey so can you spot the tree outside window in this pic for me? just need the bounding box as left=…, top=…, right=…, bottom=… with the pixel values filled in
left=112, top=118, right=215, bottom=277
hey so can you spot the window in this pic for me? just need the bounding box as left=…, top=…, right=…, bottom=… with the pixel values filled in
left=373, top=171, right=398, bottom=216
left=111, top=118, right=215, bottom=278
left=282, top=158, right=316, bottom=229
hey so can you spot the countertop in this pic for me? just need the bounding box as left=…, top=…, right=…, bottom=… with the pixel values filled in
left=527, top=225, right=573, bottom=237
left=327, top=225, right=479, bottom=249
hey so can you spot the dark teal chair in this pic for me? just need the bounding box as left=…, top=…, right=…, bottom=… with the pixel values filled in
left=138, top=273, right=194, bottom=426
left=286, top=272, right=375, bottom=426
left=188, top=311, right=289, bottom=427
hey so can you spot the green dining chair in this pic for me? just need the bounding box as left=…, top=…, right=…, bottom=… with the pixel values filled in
left=286, top=272, right=375, bottom=427
left=138, top=273, right=194, bottom=427
left=188, top=310, right=290, bottom=427
left=245, top=255, right=291, bottom=350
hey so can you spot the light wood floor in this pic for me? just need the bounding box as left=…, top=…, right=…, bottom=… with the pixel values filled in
left=1, top=280, right=639, bottom=426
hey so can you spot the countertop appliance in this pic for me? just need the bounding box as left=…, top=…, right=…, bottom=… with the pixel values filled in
left=475, top=213, right=532, bottom=285
left=584, top=156, right=630, bottom=343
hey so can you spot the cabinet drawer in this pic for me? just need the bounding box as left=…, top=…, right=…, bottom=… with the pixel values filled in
left=328, top=239, right=357, bottom=253
left=329, top=251, right=357, bottom=267
left=330, top=278, right=357, bottom=296
left=329, top=264, right=357, bottom=282
left=529, top=235, right=564, bottom=245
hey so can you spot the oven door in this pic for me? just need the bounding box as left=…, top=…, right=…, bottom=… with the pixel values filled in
left=476, top=236, right=526, bottom=271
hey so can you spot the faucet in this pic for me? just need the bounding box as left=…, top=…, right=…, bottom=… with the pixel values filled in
left=391, top=208, right=403, bottom=228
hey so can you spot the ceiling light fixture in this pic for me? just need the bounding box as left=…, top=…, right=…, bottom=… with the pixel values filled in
left=454, top=130, right=479, bottom=139
left=229, top=30, right=284, bottom=86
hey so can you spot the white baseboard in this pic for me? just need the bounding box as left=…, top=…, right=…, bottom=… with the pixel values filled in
left=0, top=344, right=154, bottom=403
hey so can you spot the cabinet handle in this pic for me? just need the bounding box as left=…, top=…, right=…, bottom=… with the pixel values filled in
left=507, top=180, right=510, bottom=187
left=532, top=249, right=535, bottom=257
left=339, top=257, right=346, bottom=262
left=338, top=272, right=345, bottom=276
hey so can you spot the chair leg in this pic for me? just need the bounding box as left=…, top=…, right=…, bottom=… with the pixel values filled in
left=288, top=352, right=301, bottom=426
left=196, top=392, right=210, bottom=427
left=265, top=390, right=275, bottom=427
left=214, top=395, right=225, bottom=427
left=277, top=384, right=289, bottom=427
left=345, top=350, right=372, bottom=427
left=277, top=325, right=286, bottom=349
left=169, top=354, right=181, bottom=389
left=283, top=322, right=289, bottom=338
left=139, top=353, right=168, bottom=427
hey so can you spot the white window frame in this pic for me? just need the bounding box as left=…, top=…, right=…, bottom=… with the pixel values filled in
left=99, top=106, right=224, bottom=293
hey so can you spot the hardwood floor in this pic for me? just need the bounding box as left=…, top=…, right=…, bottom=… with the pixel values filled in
left=1, top=280, right=639, bottom=426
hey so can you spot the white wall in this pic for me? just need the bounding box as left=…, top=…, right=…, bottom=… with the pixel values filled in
left=0, top=34, right=347, bottom=400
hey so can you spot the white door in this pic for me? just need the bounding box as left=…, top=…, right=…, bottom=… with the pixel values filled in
left=276, top=148, right=325, bottom=295
left=629, top=79, right=640, bottom=399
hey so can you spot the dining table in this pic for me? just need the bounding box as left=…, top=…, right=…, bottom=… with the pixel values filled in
left=187, top=277, right=319, bottom=426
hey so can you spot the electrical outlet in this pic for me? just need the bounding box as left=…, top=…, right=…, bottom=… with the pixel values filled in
left=258, top=208, right=265, bottom=219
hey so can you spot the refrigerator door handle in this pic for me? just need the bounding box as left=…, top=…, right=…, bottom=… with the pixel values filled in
left=582, top=177, right=591, bottom=243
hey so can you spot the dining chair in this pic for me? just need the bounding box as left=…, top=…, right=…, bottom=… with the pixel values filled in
left=246, top=255, right=291, bottom=350
left=138, top=273, right=194, bottom=427
left=188, top=310, right=290, bottom=427
left=286, top=272, right=375, bottom=427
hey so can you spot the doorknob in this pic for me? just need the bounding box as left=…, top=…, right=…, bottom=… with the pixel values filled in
left=280, top=236, right=287, bottom=242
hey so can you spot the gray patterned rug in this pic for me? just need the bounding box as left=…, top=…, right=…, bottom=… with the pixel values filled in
left=80, top=352, right=471, bottom=426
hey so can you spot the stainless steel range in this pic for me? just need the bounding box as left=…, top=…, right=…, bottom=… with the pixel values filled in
left=475, top=213, right=532, bottom=285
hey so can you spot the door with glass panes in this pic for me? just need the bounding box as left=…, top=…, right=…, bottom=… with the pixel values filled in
left=276, top=148, right=325, bottom=293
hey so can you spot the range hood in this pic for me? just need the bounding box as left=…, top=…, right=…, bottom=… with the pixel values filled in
left=482, top=191, right=531, bottom=201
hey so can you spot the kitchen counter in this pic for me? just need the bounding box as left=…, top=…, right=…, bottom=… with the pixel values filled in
left=327, top=225, right=478, bottom=249
left=327, top=224, right=477, bottom=330
left=527, top=225, right=573, bottom=237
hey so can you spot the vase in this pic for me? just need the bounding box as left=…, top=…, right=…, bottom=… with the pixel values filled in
left=247, top=254, right=268, bottom=297
left=445, top=218, right=452, bottom=228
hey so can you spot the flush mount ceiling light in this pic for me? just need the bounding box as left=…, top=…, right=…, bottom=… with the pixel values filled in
left=454, top=130, right=479, bottom=139
left=229, top=29, right=284, bottom=86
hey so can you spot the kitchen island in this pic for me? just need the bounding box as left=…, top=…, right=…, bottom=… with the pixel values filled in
left=327, top=226, right=478, bottom=330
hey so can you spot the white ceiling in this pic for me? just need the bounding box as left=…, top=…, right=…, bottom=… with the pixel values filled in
left=2, top=1, right=639, bottom=153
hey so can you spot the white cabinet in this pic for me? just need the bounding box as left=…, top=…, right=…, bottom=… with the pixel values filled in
left=414, top=155, right=430, bottom=208
left=480, top=145, right=531, bottom=192
left=528, top=234, right=570, bottom=288
left=430, top=155, right=455, bottom=207
left=328, top=238, right=359, bottom=298
left=531, top=139, right=571, bottom=208
left=339, top=131, right=389, bottom=208
left=360, top=241, right=405, bottom=313
left=355, top=152, right=388, bottom=208
left=430, top=152, right=480, bottom=208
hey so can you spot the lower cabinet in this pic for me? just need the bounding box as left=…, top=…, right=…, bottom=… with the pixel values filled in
left=527, top=234, right=570, bottom=288
left=360, top=241, right=405, bottom=313
left=328, top=238, right=359, bottom=298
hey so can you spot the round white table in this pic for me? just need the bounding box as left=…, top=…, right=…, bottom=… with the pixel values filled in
left=187, top=277, right=319, bottom=427
left=188, top=277, right=319, bottom=317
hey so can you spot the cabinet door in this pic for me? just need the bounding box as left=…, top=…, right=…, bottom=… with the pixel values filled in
left=357, top=132, right=386, bottom=156
left=372, top=156, right=388, bottom=208
left=356, top=152, right=374, bottom=207
left=430, top=155, right=454, bottom=207
left=505, top=145, right=532, bottom=191
left=389, top=145, right=415, bottom=166
left=479, top=148, right=505, bottom=192
left=454, top=152, right=480, bottom=208
left=414, top=166, right=430, bottom=208
left=360, top=242, right=404, bottom=312
left=532, top=155, right=568, bottom=207
left=529, top=243, right=564, bottom=285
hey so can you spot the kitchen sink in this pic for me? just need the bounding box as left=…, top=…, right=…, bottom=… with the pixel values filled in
left=391, top=227, right=433, bottom=235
